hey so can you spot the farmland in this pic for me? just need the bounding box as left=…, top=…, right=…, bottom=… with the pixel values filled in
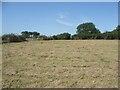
left=2, top=40, right=118, bottom=88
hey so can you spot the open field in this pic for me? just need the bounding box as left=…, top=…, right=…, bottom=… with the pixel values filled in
left=2, top=40, right=118, bottom=88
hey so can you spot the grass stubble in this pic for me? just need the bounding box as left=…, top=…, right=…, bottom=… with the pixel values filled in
left=2, top=40, right=118, bottom=88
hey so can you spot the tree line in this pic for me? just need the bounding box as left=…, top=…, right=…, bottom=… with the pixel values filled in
left=72, top=22, right=120, bottom=40
left=21, top=22, right=120, bottom=40
left=2, top=22, right=120, bottom=43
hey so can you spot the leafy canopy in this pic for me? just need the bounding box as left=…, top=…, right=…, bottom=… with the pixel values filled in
left=76, top=22, right=101, bottom=34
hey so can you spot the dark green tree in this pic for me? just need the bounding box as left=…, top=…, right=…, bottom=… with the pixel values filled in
left=56, top=33, right=71, bottom=40
left=102, top=25, right=120, bottom=40
left=21, top=31, right=40, bottom=38
left=76, top=22, right=101, bottom=39
left=52, top=35, right=58, bottom=40
left=29, top=32, right=33, bottom=38
left=32, top=32, right=40, bottom=38
left=2, top=33, right=26, bottom=43
left=111, top=25, right=120, bottom=39
left=21, top=31, right=30, bottom=38
left=72, top=34, right=79, bottom=40
left=76, top=22, right=101, bottom=34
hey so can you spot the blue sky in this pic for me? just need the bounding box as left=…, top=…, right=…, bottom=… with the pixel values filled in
left=2, top=2, right=118, bottom=36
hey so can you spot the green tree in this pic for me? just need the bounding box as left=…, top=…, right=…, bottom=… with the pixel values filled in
left=76, top=22, right=101, bottom=34
left=72, top=34, right=79, bottom=40
left=102, top=25, right=120, bottom=40
left=21, top=31, right=30, bottom=38
left=111, top=25, right=120, bottom=39
left=56, top=33, right=71, bottom=40
left=52, top=35, right=58, bottom=40
left=2, top=33, right=26, bottom=43
left=38, top=35, right=49, bottom=40
left=32, top=32, right=40, bottom=38
left=21, top=31, right=40, bottom=38
left=76, top=22, right=101, bottom=39
left=29, top=32, right=33, bottom=38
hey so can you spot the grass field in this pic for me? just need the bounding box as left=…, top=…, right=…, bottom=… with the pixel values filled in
left=2, top=40, right=118, bottom=88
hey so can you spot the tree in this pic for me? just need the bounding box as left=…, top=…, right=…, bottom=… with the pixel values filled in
left=32, top=32, right=40, bottom=38
left=111, top=25, right=120, bottom=39
left=61, top=33, right=71, bottom=40
left=72, top=34, right=79, bottom=40
left=38, top=35, right=49, bottom=40
left=76, top=22, right=101, bottom=39
left=101, top=26, right=120, bottom=40
left=55, top=33, right=71, bottom=40
left=76, top=22, right=101, bottom=34
left=52, top=35, right=58, bottom=40
left=29, top=32, right=33, bottom=38
left=21, top=31, right=40, bottom=38
left=21, top=31, right=30, bottom=38
left=2, top=34, right=26, bottom=43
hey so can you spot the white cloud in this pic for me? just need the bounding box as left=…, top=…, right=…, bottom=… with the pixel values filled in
left=56, top=19, right=73, bottom=26
left=56, top=12, right=74, bottom=26
left=58, top=12, right=69, bottom=19
left=59, top=14, right=65, bottom=19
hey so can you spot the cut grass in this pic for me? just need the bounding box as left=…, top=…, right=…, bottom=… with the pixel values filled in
left=2, top=40, right=118, bottom=88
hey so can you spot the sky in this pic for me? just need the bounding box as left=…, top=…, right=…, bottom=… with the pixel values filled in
left=2, top=2, right=118, bottom=36
left=2, top=0, right=119, bottom=2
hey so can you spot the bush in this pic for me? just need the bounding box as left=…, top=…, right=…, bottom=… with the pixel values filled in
left=54, top=33, right=71, bottom=40
left=38, top=35, right=52, bottom=40
left=2, top=34, right=26, bottom=43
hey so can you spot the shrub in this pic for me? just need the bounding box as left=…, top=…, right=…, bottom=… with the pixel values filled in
left=2, top=34, right=26, bottom=43
left=38, top=35, right=50, bottom=40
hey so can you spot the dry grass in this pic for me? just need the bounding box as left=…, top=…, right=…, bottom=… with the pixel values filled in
left=2, top=40, right=118, bottom=88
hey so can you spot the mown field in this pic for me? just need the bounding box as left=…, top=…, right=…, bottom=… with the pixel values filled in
left=2, top=40, right=118, bottom=88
